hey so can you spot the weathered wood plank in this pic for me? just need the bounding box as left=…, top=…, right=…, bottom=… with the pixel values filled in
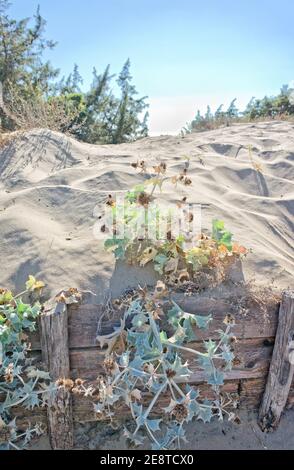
left=13, top=376, right=294, bottom=429
left=259, top=290, right=294, bottom=431
left=40, top=301, right=74, bottom=449
left=30, top=289, right=280, bottom=351
left=69, top=337, right=274, bottom=382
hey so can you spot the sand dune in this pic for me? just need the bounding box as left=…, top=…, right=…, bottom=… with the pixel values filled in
left=0, top=121, right=293, bottom=301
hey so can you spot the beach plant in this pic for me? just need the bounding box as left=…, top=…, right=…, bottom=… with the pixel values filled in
left=103, top=160, right=247, bottom=287
left=0, top=278, right=55, bottom=450
left=94, top=282, right=238, bottom=449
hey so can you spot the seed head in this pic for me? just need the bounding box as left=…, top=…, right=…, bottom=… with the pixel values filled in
left=171, top=403, right=188, bottom=422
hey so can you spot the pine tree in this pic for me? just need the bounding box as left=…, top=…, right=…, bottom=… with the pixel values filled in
left=0, top=1, right=58, bottom=128
left=215, top=104, right=224, bottom=120
left=204, top=105, right=213, bottom=121
left=226, top=98, right=238, bottom=118
left=0, top=3, right=149, bottom=141
left=111, top=59, right=149, bottom=144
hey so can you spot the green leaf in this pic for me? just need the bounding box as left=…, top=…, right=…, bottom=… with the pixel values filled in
left=166, top=325, right=186, bottom=345
left=167, top=304, right=182, bottom=328
left=154, top=254, right=169, bottom=275
left=207, top=369, right=224, bottom=387
left=159, top=330, right=168, bottom=343
left=204, top=339, right=216, bottom=356
left=195, top=314, right=212, bottom=329
left=132, top=312, right=148, bottom=328
left=168, top=354, right=191, bottom=378
left=146, top=419, right=162, bottom=432
left=26, top=368, right=51, bottom=380
left=212, top=219, right=233, bottom=250
left=197, top=405, right=213, bottom=423
left=104, top=237, right=127, bottom=259
left=0, top=290, right=13, bottom=305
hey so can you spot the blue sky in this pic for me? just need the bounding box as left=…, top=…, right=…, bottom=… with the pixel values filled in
left=9, top=0, right=294, bottom=134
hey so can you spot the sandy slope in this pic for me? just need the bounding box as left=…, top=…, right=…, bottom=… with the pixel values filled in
left=0, top=121, right=293, bottom=300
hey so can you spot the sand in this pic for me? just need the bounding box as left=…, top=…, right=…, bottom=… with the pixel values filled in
left=0, top=121, right=293, bottom=300
left=1, top=121, right=293, bottom=451
left=31, top=409, right=294, bottom=450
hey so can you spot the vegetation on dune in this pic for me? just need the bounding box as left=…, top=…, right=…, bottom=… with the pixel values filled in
left=91, top=161, right=246, bottom=449
left=103, top=160, right=247, bottom=290
left=0, top=0, right=148, bottom=143
left=183, top=85, right=294, bottom=134
left=1, top=0, right=293, bottom=144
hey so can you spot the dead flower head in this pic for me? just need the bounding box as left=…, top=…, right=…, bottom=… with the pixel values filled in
left=224, top=314, right=235, bottom=326
left=4, top=363, right=14, bottom=383
left=153, top=162, right=167, bottom=174
left=183, top=177, right=192, bottom=186
left=171, top=403, right=188, bottom=422
left=103, top=355, right=118, bottom=375
left=0, top=425, right=12, bottom=444
left=106, top=194, right=115, bottom=207
left=55, top=378, right=74, bottom=390
left=131, top=160, right=146, bottom=172
left=75, top=378, right=85, bottom=386
left=166, top=368, right=176, bottom=379
left=137, top=191, right=152, bottom=207
left=55, top=292, right=67, bottom=303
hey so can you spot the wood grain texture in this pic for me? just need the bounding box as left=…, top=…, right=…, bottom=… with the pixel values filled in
left=259, top=291, right=294, bottom=431
left=40, top=301, right=74, bottom=449
left=69, top=337, right=274, bottom=382
left=20, top=289, right=294, bottom=430
left=13, top=377, right=294, bottom=428
left=30, top=289, right=280, bottom=350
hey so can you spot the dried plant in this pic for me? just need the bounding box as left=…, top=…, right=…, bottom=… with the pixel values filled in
left=1, top=81, right=83, bottom=135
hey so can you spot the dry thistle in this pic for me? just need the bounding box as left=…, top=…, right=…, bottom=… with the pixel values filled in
left=103, top=355, right=118, bottom=375
left=4, top=363, right=14, bottom=384
left=137, top=191, right=153, bottom=207
left=171, top=403, right=188, bottom=422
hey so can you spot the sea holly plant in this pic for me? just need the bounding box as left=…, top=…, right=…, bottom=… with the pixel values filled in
left=0, top=279, right=55, bottom=450
left=102, top=160, right=247, bottom=287
left=94, top=282, right=239, bottom=450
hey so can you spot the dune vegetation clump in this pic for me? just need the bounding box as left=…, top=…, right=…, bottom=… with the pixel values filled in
left=103, top=160, right=247, bottom=290
left=86, top=159, right=247, bottom=449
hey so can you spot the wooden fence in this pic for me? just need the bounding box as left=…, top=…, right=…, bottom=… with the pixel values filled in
left=17, top=288, right=294, bottom=449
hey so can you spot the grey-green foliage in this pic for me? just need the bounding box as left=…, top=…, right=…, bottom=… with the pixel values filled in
left=0, top=290, right=55, bottom=450
left=96, top=287, right=238, bottom=450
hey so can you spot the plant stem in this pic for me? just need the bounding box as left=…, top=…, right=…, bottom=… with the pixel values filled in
left=147, top=311, right=163, bottom=353
left=14, top=289, right=29, bottom=300
left=144, top=381, right=167, bottom=420
left=162, top=341, right=208, bottom=357
left=145, top=422, right=161, bottom=448
left=111, top=368, right=127, bottom=386
left=170, top=379, right=186, bottom=398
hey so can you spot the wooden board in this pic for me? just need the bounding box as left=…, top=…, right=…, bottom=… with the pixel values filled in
left=14, top=377, right=294, bottom=429
left=21, top=288, right=294, bottom=431
left=30, top=292, right=280, bottom=351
